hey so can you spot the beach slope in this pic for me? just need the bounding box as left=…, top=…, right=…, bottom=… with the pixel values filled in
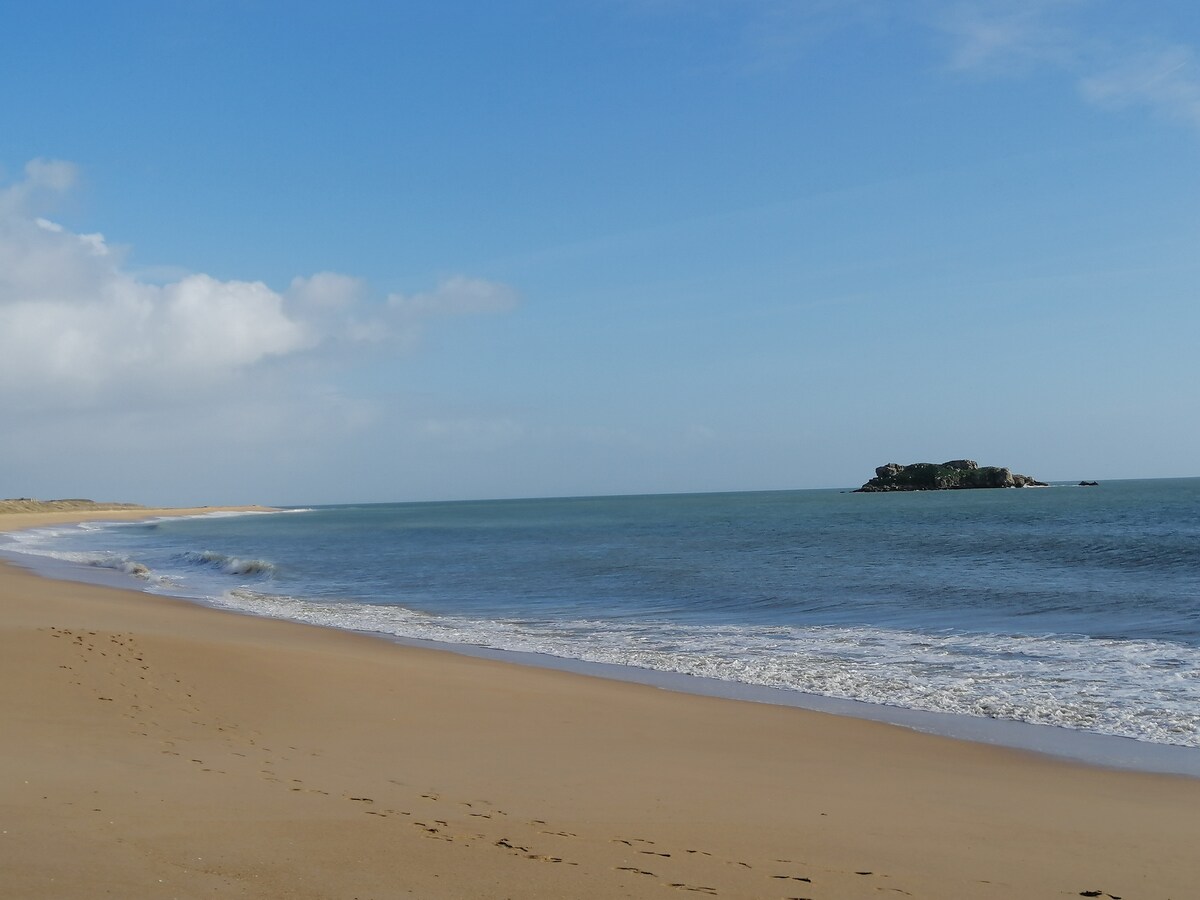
left=2, top=510, right=1198, bottom=898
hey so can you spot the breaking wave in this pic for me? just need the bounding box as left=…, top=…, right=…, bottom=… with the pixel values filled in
left=88, top=556, right=152, bottom=579
left=179, top=550, right=277, bottom=577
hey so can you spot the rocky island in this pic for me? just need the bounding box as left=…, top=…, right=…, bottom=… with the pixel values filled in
left=855, top=460, right=1047, bottom=492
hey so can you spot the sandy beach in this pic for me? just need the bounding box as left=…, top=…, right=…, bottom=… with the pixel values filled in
left=2, top=509, right=1199, bottom=899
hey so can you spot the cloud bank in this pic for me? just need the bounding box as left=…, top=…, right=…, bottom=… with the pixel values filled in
left=0, top=160, right=518, bottom=411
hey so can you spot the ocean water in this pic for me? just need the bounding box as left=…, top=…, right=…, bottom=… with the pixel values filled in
left=5, top=479, right=1199, bottom=761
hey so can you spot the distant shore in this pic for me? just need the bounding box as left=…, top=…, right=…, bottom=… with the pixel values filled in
left=0, top=499, right=273, bottom=517
left=3, top=507, right=1199, bottom=898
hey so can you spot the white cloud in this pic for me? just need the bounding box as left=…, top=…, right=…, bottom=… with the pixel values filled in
left=282, top=273, right=520, bottom=348
left=0, top=158, right=79, bottom=216
left=288, top=271, right=365, bottom=310
left=23, top=158, right=78, bottom=192
left=0, top=161, right=519, bottom=412
left=159, top=274, right=314, bottom=370
left=287, top=270, right=383, bottom=345
left=0, top=169, right=315, bottom=406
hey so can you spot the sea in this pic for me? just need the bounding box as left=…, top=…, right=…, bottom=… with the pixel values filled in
left=4, top=478, right=1199, bottom=775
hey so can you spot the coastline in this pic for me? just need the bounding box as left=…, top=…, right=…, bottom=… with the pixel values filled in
left=3, top=510, right=1200, bottom=897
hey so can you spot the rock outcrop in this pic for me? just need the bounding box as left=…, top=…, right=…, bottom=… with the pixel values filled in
left=854, top=460, right=1047, bottom=492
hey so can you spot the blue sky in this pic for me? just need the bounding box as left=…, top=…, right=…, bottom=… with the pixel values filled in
left=2, top=1, right=1198, bottom=505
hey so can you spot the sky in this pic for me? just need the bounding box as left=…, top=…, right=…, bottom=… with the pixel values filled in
left=2, top=0, right=1198, bottom=506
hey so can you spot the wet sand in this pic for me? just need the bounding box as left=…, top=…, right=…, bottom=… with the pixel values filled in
left=2, top=508, right=1198, bottom=898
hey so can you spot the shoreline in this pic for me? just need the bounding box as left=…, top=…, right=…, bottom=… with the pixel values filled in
left=5, top=507, right=1198, bottom=778
left=383, top=635, right=1200, bottom=778
left=4, top=510, right=1200, bottom=897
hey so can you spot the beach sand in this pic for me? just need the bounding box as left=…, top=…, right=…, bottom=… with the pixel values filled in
left=2, top=509, right=1198, bottom=898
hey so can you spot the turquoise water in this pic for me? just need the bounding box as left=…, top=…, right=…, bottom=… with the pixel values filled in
left=6, top=479, right=1199, bottom=753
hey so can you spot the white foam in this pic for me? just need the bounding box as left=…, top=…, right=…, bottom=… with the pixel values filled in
left=208, top=589, right=1200, bottom=749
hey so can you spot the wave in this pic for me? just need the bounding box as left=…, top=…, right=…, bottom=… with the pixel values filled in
left=87, top=556, right=152, bottom=579
left=179, top=550, right=277, bottom=577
